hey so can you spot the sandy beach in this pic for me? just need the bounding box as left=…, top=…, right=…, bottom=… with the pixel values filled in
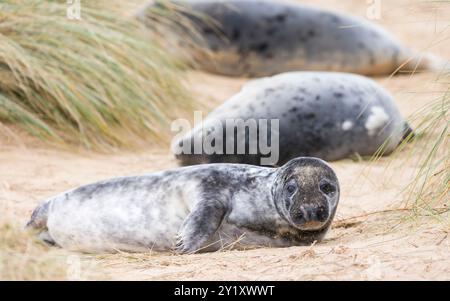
left=0, top=0, right=449, bottom=280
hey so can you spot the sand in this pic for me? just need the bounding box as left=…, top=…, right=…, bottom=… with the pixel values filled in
left=0, top=0, right=449, bottom=280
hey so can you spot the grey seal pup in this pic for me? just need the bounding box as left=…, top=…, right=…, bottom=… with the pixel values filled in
left=174, top=72, right=413, bottom=166
left=137, top=0, right=448, bottom=77
left=26, top=157, right=340, bottom=254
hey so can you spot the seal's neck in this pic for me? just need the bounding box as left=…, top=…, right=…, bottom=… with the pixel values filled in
left=228, top=171, right=293, bottom=236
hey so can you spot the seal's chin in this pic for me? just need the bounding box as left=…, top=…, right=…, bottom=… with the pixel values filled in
left=287, top=213, right=329, bottom=231
left=293, top=220, right=327, bottom=231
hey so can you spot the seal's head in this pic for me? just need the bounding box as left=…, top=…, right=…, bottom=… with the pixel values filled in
left=273, top=157, right=340, bottom=231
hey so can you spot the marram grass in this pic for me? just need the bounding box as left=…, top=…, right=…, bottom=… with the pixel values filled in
left=0, top=221, right=107, bottom=280
left=0, top=0, right=195, bottom=150
left=371, top=72, right=449, bottom=224
left=403, top=81, right=449, bottom=222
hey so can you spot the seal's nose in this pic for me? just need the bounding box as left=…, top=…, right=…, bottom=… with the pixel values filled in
left=294, top=204, right=329, bottom=223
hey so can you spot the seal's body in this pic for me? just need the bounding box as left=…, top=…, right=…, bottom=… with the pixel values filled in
left=27, top=157, right=340, bottom=254
left=138, top=0, right=447, bottom=76
left=175, top=72, right=412, bottom=166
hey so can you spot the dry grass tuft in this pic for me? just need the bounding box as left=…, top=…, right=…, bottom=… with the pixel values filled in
left=401, top=73, right=449, bottom=222
left=0, top=221, right=68, bottom=280
left=0, top=219, right=110, bottom=280
left=362, top=71, right=449, bottom=227
left=0, top=0, right=196, bottom=150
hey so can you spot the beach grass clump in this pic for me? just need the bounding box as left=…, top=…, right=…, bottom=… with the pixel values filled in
left=0, top=222, right=67, bottom=280
left=136, top=0, right=221, bottom=69
left=0, top=0, right=195, bottom=150
left=362, top=70, right=449, bottom=228
left=374, top=72, right=450, bottom=224
left=403, top=79, right=449, bottom=222
left=0, top=220, right=108, bottom=280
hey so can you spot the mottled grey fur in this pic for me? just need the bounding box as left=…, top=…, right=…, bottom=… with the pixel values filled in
left=26, top=157, right=339, bottom=254
left=138, top=0, right=446, bottom=76
left=175, top=72, right=413, bottom=166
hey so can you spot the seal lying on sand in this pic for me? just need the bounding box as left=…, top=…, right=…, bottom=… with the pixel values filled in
left=26, top=157, right=339, bottom=254
left=174, top=72, right=413, bottom=166
left=137, top=0, right=448, bottom=77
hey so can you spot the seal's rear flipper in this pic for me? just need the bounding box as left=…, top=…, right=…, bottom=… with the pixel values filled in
left=37, top=231, right=57, bottom=246
left=402, top=122, right=415, bottom=142
left=397, top=52, right=450, bottom=74
left=26, top=201, right=59, bottom=247
left=26, top=201, right=50, bottom=230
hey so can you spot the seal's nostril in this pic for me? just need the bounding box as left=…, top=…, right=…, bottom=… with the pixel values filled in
left=316, top=206, right=328, bottom=221
left=291, top=209, right=304, bottom=223
left=300, top=207, right=309, bottom=220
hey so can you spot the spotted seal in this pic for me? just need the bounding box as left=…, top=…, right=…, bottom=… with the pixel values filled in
left=26, top=157, right=340, bottom=254
left=174, top=72, right=413, bottom=166
left=137, top=0, right=448, bottom=77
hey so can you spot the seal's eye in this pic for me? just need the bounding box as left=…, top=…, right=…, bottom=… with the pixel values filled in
left=286, top=182, right=297, bottom=196
left=320, top=182, right=335, bottom=195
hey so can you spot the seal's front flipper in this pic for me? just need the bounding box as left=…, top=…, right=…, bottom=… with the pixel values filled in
left=175, top=200, right=228, bottom=254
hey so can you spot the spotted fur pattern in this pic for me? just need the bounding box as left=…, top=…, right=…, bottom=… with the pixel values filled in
left=26, top=157, right=339, bottom=254
left=140, top=0, right=419, bottom=76
left=176, top=72, right=412, bottom=166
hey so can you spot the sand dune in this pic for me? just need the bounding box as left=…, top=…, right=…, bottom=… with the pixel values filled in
left=0, top=0, right=449, bottom=280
